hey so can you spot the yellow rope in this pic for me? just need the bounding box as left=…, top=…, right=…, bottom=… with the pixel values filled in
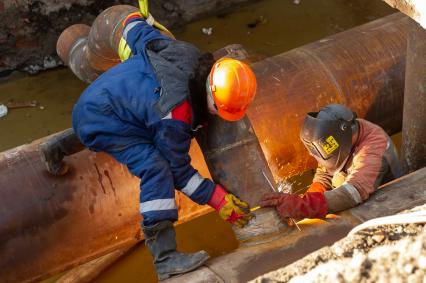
left=118, top=0, right=174, bottom=61
left=138, top=0, right=173, bottom=35
left=138, top=0, right=148, bottom=17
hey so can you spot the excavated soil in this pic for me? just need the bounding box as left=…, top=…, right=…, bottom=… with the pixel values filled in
left=252, top=205, right=426, bottom=283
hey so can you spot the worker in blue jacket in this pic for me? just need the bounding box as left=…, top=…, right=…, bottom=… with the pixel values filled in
left=40, top=12, right=257, bottom=280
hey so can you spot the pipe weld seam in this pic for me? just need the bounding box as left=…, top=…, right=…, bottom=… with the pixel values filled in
left=203, top=137, right=258, bottom=158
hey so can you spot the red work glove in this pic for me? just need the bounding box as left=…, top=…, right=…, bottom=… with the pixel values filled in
left=306, top=182, right=327, bottom=193
left=260, top=192, right=328, bottom=221
left=208, top=185, right=253, bottom=228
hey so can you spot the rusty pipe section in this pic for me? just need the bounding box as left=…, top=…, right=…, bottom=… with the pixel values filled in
left=196, top=12, right=410, bottom=241
left=0, top=138, right=211, bottom=283
left=248, top=12, right=409, bottom=180
left=57, top=5, right=138, bottom=83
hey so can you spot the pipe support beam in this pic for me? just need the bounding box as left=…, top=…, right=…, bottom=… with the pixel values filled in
left=401, top=19, right=426, bottom=173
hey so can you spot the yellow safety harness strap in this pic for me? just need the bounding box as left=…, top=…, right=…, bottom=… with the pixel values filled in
left=118, top=0, right=174, bottom=61
left=138, top=0, right=172, bottom=34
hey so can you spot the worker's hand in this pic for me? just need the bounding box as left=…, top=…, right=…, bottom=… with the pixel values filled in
left=219, top=194, right=253, bottom=228
left=208, top=185, right=253, bottom=228
left=260, top=192, right=327, bottom=222
left=306, top=182, right=327, bottom=193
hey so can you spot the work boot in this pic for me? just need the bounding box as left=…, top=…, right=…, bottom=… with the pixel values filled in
left=142, top=220, right=210, bottom=280
left=39, top=128, right=85, bottom=176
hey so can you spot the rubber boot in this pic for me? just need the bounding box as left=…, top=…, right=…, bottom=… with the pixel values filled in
left=39, top=128, right=85, bottom=176
left=142, top=220, right=210, bottom=281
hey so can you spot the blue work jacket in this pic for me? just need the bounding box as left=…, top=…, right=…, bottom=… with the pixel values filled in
left=72, top=16, right=215, bottom=216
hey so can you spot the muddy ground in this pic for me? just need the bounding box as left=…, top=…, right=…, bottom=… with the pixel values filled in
left=252, top=205, right=426, bottom=283
left=0, top=0, right=253, bottom=75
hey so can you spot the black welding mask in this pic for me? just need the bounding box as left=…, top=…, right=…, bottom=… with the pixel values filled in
left=300, top=104, right=357, bottom=174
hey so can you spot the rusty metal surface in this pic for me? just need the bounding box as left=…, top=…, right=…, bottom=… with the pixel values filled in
left=401, top=20, right=426, bottom=173
left=56, top=24, right=91, bottom=66
left=198, top=46, right=286, bottom=241
left=196, top=116, right=286, bottom=242
left=56, top=5, right=138, bottom=83
left=248, top=12, right=410, bottom=180
left=165, top=166, right=426, bottom=283
left=87, top=5, right=138, bottom=73
left=196, top=116, right=273, bottom=206
left=56, top=24, right=99, bottom=84
left=0, top=138, right=211, bottom=283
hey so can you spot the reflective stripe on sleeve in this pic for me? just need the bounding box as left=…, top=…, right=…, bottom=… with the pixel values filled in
left=146, top=13, right=155, bottom=26
left=140, top=198, right=177, bottom=214
left=181, top=172, right=204, bottom=197
left=341, top=182, right=362, bottom=204
left=123, top=21, right=141, bottom=40
left=162, top=112, right=172, bottom=120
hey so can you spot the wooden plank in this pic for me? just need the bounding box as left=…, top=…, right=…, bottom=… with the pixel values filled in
left=56, top=245, right=134, bottom=283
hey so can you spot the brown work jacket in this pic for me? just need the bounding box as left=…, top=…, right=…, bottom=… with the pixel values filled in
left=313, top=119, right=403, bottom=213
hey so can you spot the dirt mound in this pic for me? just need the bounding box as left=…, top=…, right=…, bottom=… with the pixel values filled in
left=251, top=205, right=426, bottom=283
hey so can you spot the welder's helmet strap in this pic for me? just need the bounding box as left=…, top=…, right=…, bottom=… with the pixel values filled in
left=300, top=112, right=354, bottom=173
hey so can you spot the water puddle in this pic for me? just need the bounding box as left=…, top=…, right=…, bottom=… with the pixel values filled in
left=0, top=68, right=86, bottom=151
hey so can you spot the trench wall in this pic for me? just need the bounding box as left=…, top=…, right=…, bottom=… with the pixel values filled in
left=0, top=0, right=253, bottom=75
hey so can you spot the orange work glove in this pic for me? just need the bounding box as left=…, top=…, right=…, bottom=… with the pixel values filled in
left=260, top=192, right=328, bottom=222
left=306, top=182, right=327, bottom=193
left=208, top=185, right=253, bottom=228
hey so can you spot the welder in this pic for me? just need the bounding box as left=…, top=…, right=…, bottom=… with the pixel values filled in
left=261, top=104, right=402, bottom=221
left=40, top=11, right=256, bottom=280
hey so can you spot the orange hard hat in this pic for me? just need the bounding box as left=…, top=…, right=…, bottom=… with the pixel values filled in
left=207, top=58, right=257, bottom=121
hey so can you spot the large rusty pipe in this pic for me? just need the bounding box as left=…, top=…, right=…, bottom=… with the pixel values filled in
left=248, top=12, right=409, bottom=180
left=0, top=139, right=212, bottom=283
left=197, top=12, right=410, bottom=242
